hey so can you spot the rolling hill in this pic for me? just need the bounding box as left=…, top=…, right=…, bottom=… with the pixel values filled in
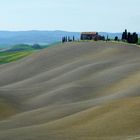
left=0, top=41, right=140, bottom=140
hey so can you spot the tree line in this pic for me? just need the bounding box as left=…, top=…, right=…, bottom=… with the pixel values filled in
left=62, top=36, right=75, bottom=43
left=122, top=29, right=138, bottom=44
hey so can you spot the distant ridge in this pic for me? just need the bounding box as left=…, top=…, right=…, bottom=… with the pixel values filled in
left=0, top=30, right=80, bottom=45
left=0, top=30, right=139, bottom=45
left=99, top=32, right=122, bottom=39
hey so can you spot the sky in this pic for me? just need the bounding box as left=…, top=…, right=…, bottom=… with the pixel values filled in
left=0, top=0, right=140, bottom=32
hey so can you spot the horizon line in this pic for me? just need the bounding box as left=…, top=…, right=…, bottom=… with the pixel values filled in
left=0, top=30, right=135, bottom=33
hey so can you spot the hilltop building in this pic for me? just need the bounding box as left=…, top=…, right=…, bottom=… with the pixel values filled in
left=81, top=32, right=105, bottom=41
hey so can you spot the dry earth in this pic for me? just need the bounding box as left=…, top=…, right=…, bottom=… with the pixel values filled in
left=0, top=41, right=140, bottom=140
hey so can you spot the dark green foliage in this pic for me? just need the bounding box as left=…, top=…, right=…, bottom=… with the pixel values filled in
left=133, top=32, right=138, bottom=43
left=62, top=37, right=67, bottom=43
left=122, top=29, right=128, bottom=41
left=62, top=36, right=75, bottom=43
left=114, top=36, right=119, bottom=41
left=80, top=35, right=83, bottom=40
left=32, top=44, right=42, bottom=49
left=73, top=36, right=75, bottom=41
left=102, top=36, right=105, bottom=41
left=127, top=32, right=138, bottom=43
left=122, top=29, right=138, bottom=44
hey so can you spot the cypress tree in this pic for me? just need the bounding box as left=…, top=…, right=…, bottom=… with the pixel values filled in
left=114, top=36, right=118, bottom=41
left=124, top=29, right=128, bottom=40
left=73, top=36, right=75, bottom=41
left=122, top=29, right=128, bottom=41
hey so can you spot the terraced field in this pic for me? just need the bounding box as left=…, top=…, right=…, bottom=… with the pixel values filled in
left=0, top=41, right=140, bottom=140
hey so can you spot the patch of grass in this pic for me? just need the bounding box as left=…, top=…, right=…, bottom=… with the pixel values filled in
left=138, top=38, right=140, bottom=44
left=9, top=44, right=44, bottom=51
left=11, top=44, right=34, bottom=51
left=0, top=43, right=48, bottom=64
left=0, top=43, right=58, bottom=64
left=0, top=51, right=32, bottom=64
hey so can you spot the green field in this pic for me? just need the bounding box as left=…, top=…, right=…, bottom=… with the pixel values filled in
left=0, top=44, right=47, bottom=64
left=138, top=38, right=140, bottom=44
left=0, top=51, right=32, bottom=64
left=0, top=43, right=62, bottom=64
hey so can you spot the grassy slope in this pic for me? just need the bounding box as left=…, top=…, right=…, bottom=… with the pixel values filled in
left=0, top=44, right=48, bottom=64
left=0, top=42, right=139, bottom=140
left=0, top=51, right=32, bottom=64
left=138, top=38, right=140, bottom=44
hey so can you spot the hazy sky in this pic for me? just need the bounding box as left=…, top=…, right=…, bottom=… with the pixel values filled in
left=0, top=0, right=140, bottom=32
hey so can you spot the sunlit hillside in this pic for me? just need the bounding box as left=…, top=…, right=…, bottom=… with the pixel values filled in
left=0, top=42, right=140, bottom=140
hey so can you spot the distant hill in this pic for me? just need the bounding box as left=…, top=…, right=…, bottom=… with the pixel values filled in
left=0, top=30, right=139, bottom=46
left=6, top=44, right=45, bottom=52
left=99, top=32, right=122, bottom=39
left=0, top=30, right=80, bottom=45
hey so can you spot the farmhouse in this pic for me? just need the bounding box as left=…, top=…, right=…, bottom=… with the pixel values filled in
left=81, top=32, right=105, bottom=41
